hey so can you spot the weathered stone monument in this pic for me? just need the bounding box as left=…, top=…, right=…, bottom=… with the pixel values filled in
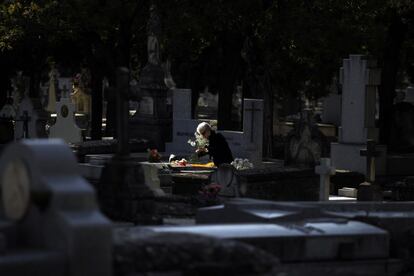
left=331, top=55, right=387, bottom=174
left=49, top=86, right=83, bottom=144
left=99, top=67, right=164, bottom=222
left=45, top=63, right=59, bottom=113
left=285, top=110, right=328, bottom=167
left=0, top=139, right=112, bottom=276
left=129, top=4, right=172, bottom=151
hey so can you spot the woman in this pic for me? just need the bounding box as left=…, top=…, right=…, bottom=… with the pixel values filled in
left=196, top=122, right=234, bottom=166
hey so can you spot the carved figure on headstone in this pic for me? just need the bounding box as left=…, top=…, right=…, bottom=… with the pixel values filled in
left=285, top=110, right=328, bottom=167
left=45, top=62, right=59, bottom=113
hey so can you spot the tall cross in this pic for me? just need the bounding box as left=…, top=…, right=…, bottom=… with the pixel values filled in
left=315, top=158, right=336, bottom=201
left=245, top=101, right=261, bottom=143
left=360, top=139, right=381, bottom=183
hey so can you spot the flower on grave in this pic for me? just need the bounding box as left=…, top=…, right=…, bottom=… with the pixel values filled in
left=199, top=183, right=221, bottom=199
left=231, top=158, right=254, bottom=170
left=187, top=132, right=209, bottom=149
left=147, top=148, right=161, bottom=162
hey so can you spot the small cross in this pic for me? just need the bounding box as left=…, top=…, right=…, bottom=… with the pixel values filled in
left=315, top=158, right=336, bottom=201
left=61, top=85, right=69, bottom=98
left=360, top=139, right=381, bottom=183
left=245, top=101, right=261, bottom=143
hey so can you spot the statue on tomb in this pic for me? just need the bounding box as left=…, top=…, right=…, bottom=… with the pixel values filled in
left=45, top=62, right=59, bottom=113
left=71, top=68, right=92, bottom=115
left=147, top=4, right=161, bottom=66
left=285, top=110, right=328, bottom=167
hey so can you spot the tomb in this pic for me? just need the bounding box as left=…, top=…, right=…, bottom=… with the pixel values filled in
left=0, top=139, right=112, bottom=276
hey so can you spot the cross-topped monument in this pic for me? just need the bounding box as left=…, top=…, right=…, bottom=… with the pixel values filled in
left=315, top=158, right=336, bottom=201
left=331, top=55, right=387, bottom=175
left=49, top=85, right=82, bottom=144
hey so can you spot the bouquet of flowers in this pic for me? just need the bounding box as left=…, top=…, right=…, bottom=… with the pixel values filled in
left=147, top=148, right=161, bottom=162
left=187, top=132, right=209, bottom=149
left=231, top=158, right=254, bottom=170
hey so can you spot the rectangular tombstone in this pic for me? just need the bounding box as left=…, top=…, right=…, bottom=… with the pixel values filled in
left=142, top=221, right=388, bottom=261
left=221, top=99, right=263, bottom=165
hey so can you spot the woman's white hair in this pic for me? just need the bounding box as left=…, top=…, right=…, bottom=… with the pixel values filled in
left=196, top=122, right=211, bottom=135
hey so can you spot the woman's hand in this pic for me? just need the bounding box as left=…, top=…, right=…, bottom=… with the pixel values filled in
left=196, top=147, right=208, bottom=154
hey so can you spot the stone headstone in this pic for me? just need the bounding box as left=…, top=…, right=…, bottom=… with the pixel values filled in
left=165, top=89, right=200, bottom=154
left=331, top=55, right=387, bottom=175
left=49, top=87, right=82, bottom=144
left=0, top=139, right=112, bottom=276
left=221, top=99, right=264, bottom=165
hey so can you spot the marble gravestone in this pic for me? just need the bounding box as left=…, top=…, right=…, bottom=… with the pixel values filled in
left=221, top=99, right=264, bottom=165
left=331, top=55, right=387, bottom=175
left=0, top=139, right=112, bottom=276
left=165, top=88, right=200, bottom=154
left=49, top=87, right=82, bottom=144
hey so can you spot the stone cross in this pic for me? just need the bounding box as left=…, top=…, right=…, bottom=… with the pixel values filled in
left=245, top=101, right=261, bottom=143
left=315, top=158, right=336, bottom=201
left=360, top=139, right=381, bottom=183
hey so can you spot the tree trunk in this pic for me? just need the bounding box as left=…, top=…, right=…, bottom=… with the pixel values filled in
left=217, top=32, right=243, bottom=130
left=378, top=11, right=407, bottom=147
left=90, top=69, right=103, bottom=140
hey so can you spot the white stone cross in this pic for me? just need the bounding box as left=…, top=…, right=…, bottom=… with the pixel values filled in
left=315, top=158, right=336, bottom=201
